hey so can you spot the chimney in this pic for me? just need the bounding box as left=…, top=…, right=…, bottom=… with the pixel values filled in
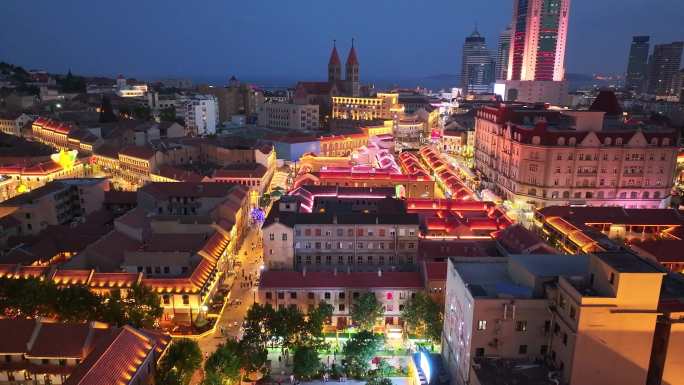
left=377, top=269, right=382, bottom=277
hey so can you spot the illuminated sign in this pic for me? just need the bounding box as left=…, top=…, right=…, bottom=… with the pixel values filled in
left=50, top=149, right=77, bottom=170
left=419, top=351, right=431, bottom=384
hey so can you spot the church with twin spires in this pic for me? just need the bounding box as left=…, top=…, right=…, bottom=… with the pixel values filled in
left=294, top=40, right=368, bottom=122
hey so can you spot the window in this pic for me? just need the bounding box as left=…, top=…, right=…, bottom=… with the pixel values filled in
left=339, top=292, right=346, bottom=299
left=282, top=233, right=288, bottom=241
left=163, top=266, right=170, bottom=274
left=563, top=332, right=568, bottom=346
left=339, top=304, right=345, bottom=312
left=516, top=320, right=527, bottom=332
left=266, top=292, right=272, bottom=300
left=518, top=345, right=528, bottom=354
left=353, top=292, right=360, bottom=299
left=182, top=295, right=189, bottom=305
left=609, top=272, right=615, bottom=285
left=540, top=345, right=548, bottom=355
left=290, top=292, right=297, bottom=299
left=569, top=306, right=576, bottom=320
left=163, top=295, right=170, bottom=305
left=324, top=292, right=331, bottom=299
left=269, top=233, right=275, bottom=241
left=475, top=348, right=485, bottom=357
left=278, top=292, right=285, bottom=299
left=477, top=320, right=487, bottom=331
left=307, top=292, right=314, bottom=300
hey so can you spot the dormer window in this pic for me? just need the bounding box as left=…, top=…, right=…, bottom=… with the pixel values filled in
left=604, top=137, right=612, bottom=146
left=609, top=272, right=615, bottom=285
left=557, top=137, right=565, bottom=146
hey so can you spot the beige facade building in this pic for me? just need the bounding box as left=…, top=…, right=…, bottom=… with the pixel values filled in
left=332, top=93, right=404, bottom=121
left=258, top=270, right=424, bottom=331
left=442, top=251, right=682, bottom=385
left=258, top=102, right=319, bottom=130
left=0, top=112, right=32, bottom=136
left=262, top=197, right=421, bottom=272
left=0, top=178, right=108, bottom=237
left=474, top=97, right=679, bottom=208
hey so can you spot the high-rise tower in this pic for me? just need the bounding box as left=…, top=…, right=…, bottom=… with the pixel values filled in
left=508, top=0, right=571, bottom=81
left=625, top=36, right=650, bottom=92
left=328, top=40, right=342, bottom=83
left=495, top=25, right=512, bottom=80
left=461, top=29, right=494, bottom=94
left=345, top=39, right=360, bottom=97
left=647, top=41, right=684, bottom=97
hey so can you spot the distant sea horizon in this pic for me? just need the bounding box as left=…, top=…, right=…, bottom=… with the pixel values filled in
left=146, top=72, right=618, bottom=93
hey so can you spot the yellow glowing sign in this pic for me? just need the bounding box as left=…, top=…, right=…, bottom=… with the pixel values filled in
left=51, top=149, right=77, bottom=170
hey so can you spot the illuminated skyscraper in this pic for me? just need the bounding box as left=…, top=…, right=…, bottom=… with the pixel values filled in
left=647, top=41, right=684, bottom=97
left=625, top=36, right=650, bottom=92
left=460, top=29, right=494, bottom=94
left=495, top=25, right=512, bottom=80
left=507, top=0, right=571, bottom=81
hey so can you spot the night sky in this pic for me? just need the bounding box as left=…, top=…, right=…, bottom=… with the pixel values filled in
left=1, top=0, right=683, bottom=84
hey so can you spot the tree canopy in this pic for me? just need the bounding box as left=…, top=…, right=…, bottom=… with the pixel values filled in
left=157, top=339, right=203, bottom=385
left=342, top=330, right=383, bottom=378
left=292, top=345, right=321, bottom=379
left=351, top=292, right=383, bottom=331
left=401, top=292, right=443, bottom=343
left=0, top=277, right=162, bottom=329
left=204, top=340, right=243, bottom=385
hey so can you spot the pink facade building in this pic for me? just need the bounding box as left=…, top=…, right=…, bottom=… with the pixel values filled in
left=508, top=0, right=571, bottom=82
left=474, top=94, right=679, bottom=208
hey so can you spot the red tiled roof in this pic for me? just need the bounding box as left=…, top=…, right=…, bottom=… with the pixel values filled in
left=496, top=224, right=552, bottom=254
left=139, top=182, right=237, bottom=200
left=119, top=145, right=156, bottom=160
left=0, top=319, right=37, bottom=354
left=630, top=240, right=684, bottom=263
left=260, top=271, right=424, bottom=289
left=27, top=323, right=99, bottom=359
left=213, top=163, right=267, bottom=179
left=155, top=165, right=204, bottom=182
left=63, top=326, right=169, bottom=385
left=104, top=190, right=137, bottom=205
left=424, top=262, right=447, bottom=281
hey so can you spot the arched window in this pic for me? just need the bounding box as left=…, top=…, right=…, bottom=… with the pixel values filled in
left=663, top=138, right=670, bottom=146
left=557, top=137, right=566, bottom=146
left=569, top=137, right=576, bottom=146
left=650, top=138, right=658, bottom=145
left=604, top=137, right=612, bottom=146
left=616, top=138, right=623, bottom=145
left=532, top=136, right=541, bottom=145
left=643, top=191, right=650, bottom=199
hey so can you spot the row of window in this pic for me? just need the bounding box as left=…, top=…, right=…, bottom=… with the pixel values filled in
left=264, top=290, right=415, bottom=301
left=295, top=227, right=416, bottom=237
left=295, top=241, right=415, bottom=250
left=295, top=254, right=414, bottom=265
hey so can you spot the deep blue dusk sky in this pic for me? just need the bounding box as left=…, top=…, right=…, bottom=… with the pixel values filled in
left=1, top=0, right=683, bottom=84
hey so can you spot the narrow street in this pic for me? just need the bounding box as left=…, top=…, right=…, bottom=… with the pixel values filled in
left=191, top=224, right=265, bottom=384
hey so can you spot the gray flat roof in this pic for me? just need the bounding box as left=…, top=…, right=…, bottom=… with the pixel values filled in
left=510, top=254, right=589, bottom=278
left=454, top=261, right=533, bottom=299
left=596, top=252, right=664, bottom=273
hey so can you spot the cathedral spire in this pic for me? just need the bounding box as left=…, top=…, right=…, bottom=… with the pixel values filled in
left=346, top=38, right=359, bottom=66
left=328, top=40, right=341, bottom=83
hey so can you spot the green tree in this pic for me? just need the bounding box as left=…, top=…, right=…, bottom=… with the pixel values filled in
left=271, top=305, right=306, bottom=350
left=204, top=340, right=242, bottom=385
left=160, top=106, right=177, bottom=122
left=401, top=293, right=443, bottom=343
left=342, top=330, right=382, bottom=378
left=56, top=285, right=103, bottom=323
left=351, top=293, right=383, bottom=331
left=238, top=338, right=268, bottom=376
left=99, top=96, right=118, bottom=123
left=367, top=378, right=393, bottom=385
left=125, top=283, right=163, bottom=328
left=133, top=105, right=152, bottom=121
left=157, top=339, right=203, bottom=385
left=292, top=345, right=321, bottom=379
left=305, top=301, right=333, bottom=339
left=243, top=303, right=276, bottom=348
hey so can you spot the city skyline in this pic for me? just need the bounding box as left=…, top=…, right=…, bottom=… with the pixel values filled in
left=2, top=0, right=684, bottom=83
